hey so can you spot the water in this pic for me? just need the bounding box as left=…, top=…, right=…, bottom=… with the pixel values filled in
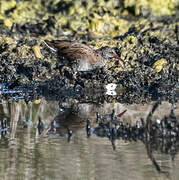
left=0, top=99, right=178, bottom=180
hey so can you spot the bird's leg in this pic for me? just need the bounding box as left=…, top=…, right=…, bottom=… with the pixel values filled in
left=113, top=56, right=125, bottom=68
left=73, top=71, right=78, bottom=80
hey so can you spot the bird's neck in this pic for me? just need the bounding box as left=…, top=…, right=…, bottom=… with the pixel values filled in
left=95, top=49, right=108, bottom=62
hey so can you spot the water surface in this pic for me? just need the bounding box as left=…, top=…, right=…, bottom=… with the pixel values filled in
left=0, top=100, right=178, bottom=180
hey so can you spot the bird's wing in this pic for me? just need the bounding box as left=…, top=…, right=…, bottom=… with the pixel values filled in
left=44, top=40, right=72, bottom=52
left=44, top=40, right=100, bottom=64
left=62, top=43, right=98, bottom=62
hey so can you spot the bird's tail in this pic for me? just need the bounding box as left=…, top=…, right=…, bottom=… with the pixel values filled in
left=43, top=40, right=71, bottom=52
left=43, top=40, right=58, bottom=52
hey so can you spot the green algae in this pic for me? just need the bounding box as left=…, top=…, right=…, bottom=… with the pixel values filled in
left=0, top=0, right=178, bottom=37
left=0, top=0, right=178, bottom=84
left=0, top=0, right=45, bottom=27
left=153, top=58, right=167, bottom=72
left=124, top=0, right=178, bottom=16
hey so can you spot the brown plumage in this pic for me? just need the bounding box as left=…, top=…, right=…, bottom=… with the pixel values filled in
left=44, top=40, right=123, bottom=71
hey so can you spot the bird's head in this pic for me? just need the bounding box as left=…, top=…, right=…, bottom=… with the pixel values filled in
left=98, top=46, right=124, bottom=64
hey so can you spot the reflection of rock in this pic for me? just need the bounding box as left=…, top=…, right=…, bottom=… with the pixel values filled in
left=98, top=102, right=179, bottom=125
left=144, top=101, right=179, bottom=161
left=46, top=101, right=179, bottom=136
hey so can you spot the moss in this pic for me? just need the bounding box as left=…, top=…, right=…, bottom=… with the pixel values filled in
left=69, top=17, right=88, bottom=33
left=148, top=0, right=178, bottom=15
left=11, top=1, right=44, bottom=24
left=88, top=12, right=131, bottom=37
left=0, top=0, right=16, bottom=13
left=124, top=0, right=178, bottom=16
left=88, top=40, right=119, bottom=49
left=0, top=0, right=178, bottom=38
left=0, top=0, right=45, bottom=27
left=153, top=58, right=167, bottom=72
left=124, top=35, right=138, bottom=44
left=4, top=18, right=13, bottom=28
left=16, top=45, right=32, bottom=59
left=32, top=45, right=44, bottom=59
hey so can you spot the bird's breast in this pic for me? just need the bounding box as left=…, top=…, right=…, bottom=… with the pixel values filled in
left=77, top=58, right=93, bottom=71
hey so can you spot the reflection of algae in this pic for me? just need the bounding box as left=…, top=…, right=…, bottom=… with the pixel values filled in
left=33, top=99, right=41, bottom=104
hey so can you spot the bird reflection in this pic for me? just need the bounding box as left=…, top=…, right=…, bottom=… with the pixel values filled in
left=47, top=103, right=97, bottom=141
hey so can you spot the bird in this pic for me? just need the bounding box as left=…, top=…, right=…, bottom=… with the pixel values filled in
left=44, top=40, right=124, bottom=72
